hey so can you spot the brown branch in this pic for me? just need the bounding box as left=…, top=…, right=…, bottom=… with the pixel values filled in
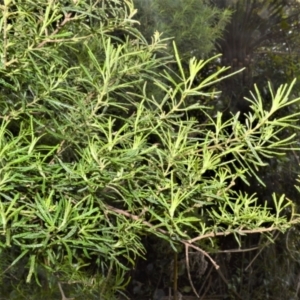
left=214, top=245, right=259, bottom=253
left=188, top=226, right=280, bottom=244
left=58, top=282, right=74, bottom=300
left=185, top=245, right=200, bottom=298
left=184, top=242, right=219, bottom=270
left=106, top=204, right=290, bottom=300
left=184, top=244, right=243, bottom=300
left=200, top=274, right=212, bottom=300
left=173, top=251, right=178, bottom=300
left=245, top=231, right=280, bottom=272
left=106, top=204, right=219, bottom=270
left=198, top=265, right=213, bottom=299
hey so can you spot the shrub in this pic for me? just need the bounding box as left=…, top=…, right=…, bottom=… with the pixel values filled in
left=0, top=1, right=299, bottom=299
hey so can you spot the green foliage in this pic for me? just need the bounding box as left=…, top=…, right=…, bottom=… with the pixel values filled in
left=134, top=0, right=232, bottom=58
left=0, top=0, right=300, bottom=299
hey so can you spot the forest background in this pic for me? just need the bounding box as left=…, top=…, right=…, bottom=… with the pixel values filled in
left=1, top=0, right=300, bottom=299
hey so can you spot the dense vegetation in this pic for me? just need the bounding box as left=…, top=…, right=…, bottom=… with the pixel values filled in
left=1, top=1, right=300, bottom=299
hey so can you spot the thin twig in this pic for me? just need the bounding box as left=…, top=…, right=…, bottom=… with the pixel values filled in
left=188, top=227, right=279, bottom=244
left=106, top=204, right=285, bottom=300
left=185, top=244, right=199, bottom=298
left=215, top=245, right=259, bottom=253
left=198, top=265, right=213, bottom=299
left=173, top=251, right=178, bottom=300
left=200, top=274, right=211, bottom=300
left=106, top=204, right=220, bottom=270
left=58, top=282, right=74, bottom=300
left=245, top=231, right=279, bottom=271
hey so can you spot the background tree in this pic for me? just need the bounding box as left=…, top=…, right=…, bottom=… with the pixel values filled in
left=133, top=0, right=232, bottom=59
left=212, top=0, right=300, bottom=111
